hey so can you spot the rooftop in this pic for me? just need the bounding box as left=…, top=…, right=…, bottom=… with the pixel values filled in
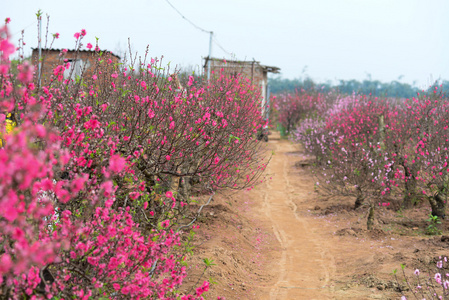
left=32, top=48, right=121, bottom=59
left=204, top=57, right=280, bottom=74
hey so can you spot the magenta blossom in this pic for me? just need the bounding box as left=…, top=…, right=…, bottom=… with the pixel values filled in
left=0, top=38, right=15, bottom=60
left=109, top=155, right=126, bottom=172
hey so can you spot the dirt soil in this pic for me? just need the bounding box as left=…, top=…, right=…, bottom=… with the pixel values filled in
left=181, top=132, right=449, bottom=300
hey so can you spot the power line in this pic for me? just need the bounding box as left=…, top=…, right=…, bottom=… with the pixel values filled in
left=163, top=0, right=237, bottom=78
left=11, top=20, right=37, bottom=37
left=164, top=0, right=211, bottom=34
left=213, top=36, right=233, bottom=57
left=163, top=1, right=235, bottom=57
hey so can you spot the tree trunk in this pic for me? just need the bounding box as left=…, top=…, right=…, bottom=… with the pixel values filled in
left=402, top=177, right=416, bottom=209
left=367, top=203, right=375, bottom=230
left=354, top=187, right=364, bottom=209
left=378, top=115, right=385, bottom=149
left=401, top=164, right=416, bottom=209
left=169, top=175, right=180, bottom=193
left=179, top=176, right=191, bottom=201
left=429, top=193, right=446, bottom=219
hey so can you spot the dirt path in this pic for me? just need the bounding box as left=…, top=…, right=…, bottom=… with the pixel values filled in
left=251, top=135, right=402, bottom=300
left=189, top=135, right=444, bottom=299
left=255, top=137, right=336, bottom=299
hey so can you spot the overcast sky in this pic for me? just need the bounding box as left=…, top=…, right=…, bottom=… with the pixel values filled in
left=2, top=0, right=448, bottom=87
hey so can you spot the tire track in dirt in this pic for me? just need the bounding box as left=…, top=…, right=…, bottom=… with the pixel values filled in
left=260, top=139, right=336, bottom=299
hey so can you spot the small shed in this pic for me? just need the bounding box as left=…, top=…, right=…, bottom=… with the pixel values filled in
left=31, top=48, right=120, bottom=84
left=203, top=57, right=280, bottom=119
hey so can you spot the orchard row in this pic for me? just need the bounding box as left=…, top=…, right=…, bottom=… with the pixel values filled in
left=273, top=85, right=449, bottom=223
left=0, top=22, right=269, bottom=299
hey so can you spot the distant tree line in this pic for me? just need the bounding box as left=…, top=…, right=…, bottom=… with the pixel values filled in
left=268, top=76, right=449, bottom=98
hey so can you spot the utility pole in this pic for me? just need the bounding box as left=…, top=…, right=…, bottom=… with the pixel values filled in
left=163, top=1, right=215, bottom=81
left=207, top=31, right=213, bottom=81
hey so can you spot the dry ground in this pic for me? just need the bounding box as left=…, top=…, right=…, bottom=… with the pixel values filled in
left=181, top=132, right=449, bottom=300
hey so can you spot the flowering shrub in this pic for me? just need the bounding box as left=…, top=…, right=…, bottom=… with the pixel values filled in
left=271, top=88, right=326, bottom=135
left=387, top=88, right=449, bottom=217
left=0, top=20, right=269, bottom=299
left=292, top=82, right=449, bottom=222
left=42, top=45, right=268, bottom=226
left=293, top=92, right=394, bottom=210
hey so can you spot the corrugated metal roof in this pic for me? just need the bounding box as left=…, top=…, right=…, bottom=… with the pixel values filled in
left=204, top=57, right=280, bottom=74
left=31, top=48, right=121, bottom=59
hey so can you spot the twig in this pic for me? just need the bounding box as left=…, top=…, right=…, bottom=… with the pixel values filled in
left=149, top=259, right=159, bottom=276
left=140, top=207, right=157, bottom=228
left=123, top=195, right=128, bottom=208
left=187, top=265, right=208, bottom=295
left=177, top=189, right=214, bottom=232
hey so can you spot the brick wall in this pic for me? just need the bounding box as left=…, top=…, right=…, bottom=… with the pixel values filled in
left=207, top=59, right=265, bottom=85
left=32, top=49, right=120, bottom=84
left=205, top=59, right=268, bottom=103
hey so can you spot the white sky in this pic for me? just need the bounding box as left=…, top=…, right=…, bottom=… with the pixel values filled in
left=2, top=0, right=449, bottom=87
